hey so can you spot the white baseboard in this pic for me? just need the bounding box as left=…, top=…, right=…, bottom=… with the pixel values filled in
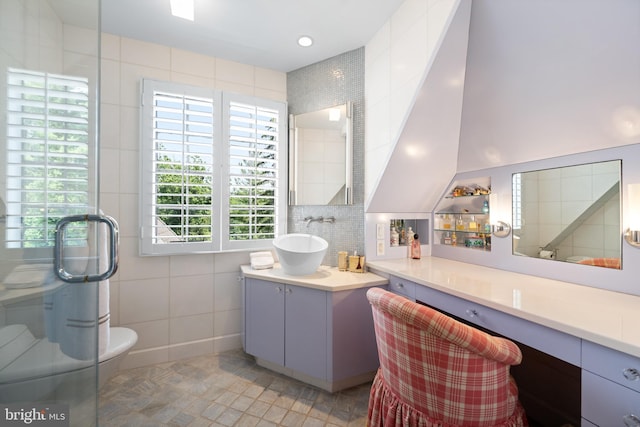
left=119, top=334, right=242, bottom=371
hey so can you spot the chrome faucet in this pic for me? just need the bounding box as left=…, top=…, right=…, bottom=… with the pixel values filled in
left=304, top=216, right=336, bottom=227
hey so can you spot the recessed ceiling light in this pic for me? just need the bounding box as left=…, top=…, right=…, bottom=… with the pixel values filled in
left=297, top=36, right=313, bottom=47
left=170, top=0, right=195, bottom=21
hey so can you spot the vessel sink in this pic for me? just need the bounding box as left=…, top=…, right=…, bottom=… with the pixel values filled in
left=273, top=233, right=328, bottom=276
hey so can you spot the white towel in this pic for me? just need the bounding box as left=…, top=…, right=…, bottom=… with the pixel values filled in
left=57, top=217, right=112, bottom=360
left=250, top=251, right=274, bottom=270
left=3, top=264, right=54, bottom=289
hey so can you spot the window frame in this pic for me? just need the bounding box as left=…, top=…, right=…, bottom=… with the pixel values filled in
left=139, top=79, right=287, bottom=255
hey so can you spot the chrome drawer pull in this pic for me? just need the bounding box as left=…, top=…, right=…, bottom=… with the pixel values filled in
left=623, top=368, right=640, bottom=381
left=623, top=414, right=640, bottom=426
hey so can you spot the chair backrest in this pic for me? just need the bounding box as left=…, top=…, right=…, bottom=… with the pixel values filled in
left=367, top=287, right=523, bottom=426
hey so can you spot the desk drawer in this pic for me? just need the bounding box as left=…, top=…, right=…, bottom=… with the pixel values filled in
left=582, top=340, right=640, bottom=393
left=387, top=275, right=416, bottom=300
left=415, top=285, right=581, bottom=366
left=582, top=370, right=640, bottom=426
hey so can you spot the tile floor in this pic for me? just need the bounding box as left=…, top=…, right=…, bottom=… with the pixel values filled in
left=98, top=350, right=371, bottom=427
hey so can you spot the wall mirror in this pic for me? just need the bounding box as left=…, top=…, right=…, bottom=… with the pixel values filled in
left=289, top=102, right=353, bottom=205
left=512, top=160, right=621, bottom=269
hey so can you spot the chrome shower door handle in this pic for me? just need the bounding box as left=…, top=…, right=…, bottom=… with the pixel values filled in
left=54, top=214, right=119, bottom=283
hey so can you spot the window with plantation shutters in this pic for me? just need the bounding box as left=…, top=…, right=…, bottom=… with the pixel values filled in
left=140, top=79, right=286, bottom=255
left=5, top=68, right=90, bottom=249
left=223, top=96, right=283, bottom=249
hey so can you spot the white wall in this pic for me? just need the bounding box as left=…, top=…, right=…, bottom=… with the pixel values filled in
left=100, top=34, right=287, bottom=368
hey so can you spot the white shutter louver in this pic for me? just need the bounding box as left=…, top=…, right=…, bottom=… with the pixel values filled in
left=227, top=101, right=280, bottom=241
left=6, top=68, right=90, bottom=248
left=151, top=90, right=214, bottom=244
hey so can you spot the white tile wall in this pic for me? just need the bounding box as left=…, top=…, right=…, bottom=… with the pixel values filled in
left=101, top=34, right=286, bottom=369
left=364, top=0, right=458, bottom=200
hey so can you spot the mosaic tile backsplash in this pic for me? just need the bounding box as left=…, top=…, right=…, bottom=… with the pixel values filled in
left=287, top=48, right=365, bottom=266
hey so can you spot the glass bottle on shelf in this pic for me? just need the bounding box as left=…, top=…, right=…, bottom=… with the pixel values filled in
left=442, top=215, right=452, bottom=230
left=468, top=216, right=478, bottom=232
left=390, top=226, right=399, bottom=247
left=456, top=216, right=465, bottom=231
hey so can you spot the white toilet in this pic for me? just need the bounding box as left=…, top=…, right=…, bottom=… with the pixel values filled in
left=0, top=324, right=137, bottom=402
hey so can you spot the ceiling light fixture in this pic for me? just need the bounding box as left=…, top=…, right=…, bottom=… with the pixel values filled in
left=170, top=0, right=195, bottom=21
left=297, top=36, right=313, bottom=47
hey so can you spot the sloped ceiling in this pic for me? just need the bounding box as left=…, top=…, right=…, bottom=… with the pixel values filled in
left=365, top=0, right=472, bottom=213
left=366, top=0, right=640, bottom=214
left=457, top=0, right=640, bottom=172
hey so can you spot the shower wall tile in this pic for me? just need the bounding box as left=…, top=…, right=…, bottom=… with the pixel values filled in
left=119, top=278, right=170, bottom=324
left=171, top=48, right=215, bottom=77
left=101, top=33, right=286, bottom=369
left=170, top=274, right=215, bottom=317
left=214, top=271, right=243, bottom=312
left=120, top=38, right=170, bottom=69
left=170, top=313, right=215, bottom=344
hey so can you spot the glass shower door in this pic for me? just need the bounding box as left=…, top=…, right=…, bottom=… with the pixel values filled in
left=0, top=0, right=103, bottom=425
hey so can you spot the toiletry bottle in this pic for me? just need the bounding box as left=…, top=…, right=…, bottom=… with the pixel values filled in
left=442, top=214, right=452, bottom=230
left=456, top=215, right=465, bottom=231
left=406, top=227, right=414, bottom=257
left=390, top=226, right=399, bottom=247
left=468, top=216, right=477, bottom=232
left=411, top=234, right=421, bottom=259
left=451, top=231, right=457, bottom=246
left=443, top=232, right=452, bottom=245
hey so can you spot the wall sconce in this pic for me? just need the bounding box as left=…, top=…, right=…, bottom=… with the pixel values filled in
left=490, top=193, right=511, bottom=238
left=624, top=183, right=640, bottom=247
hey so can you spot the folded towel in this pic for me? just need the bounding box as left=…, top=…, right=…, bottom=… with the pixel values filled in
left=250, top=251, right=274, bottom=270
left=3, top=264, right=54, bottom=289
left=250, top=251, right=273, bottom=259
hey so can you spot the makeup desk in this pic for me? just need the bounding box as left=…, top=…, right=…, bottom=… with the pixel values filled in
left=368, top=257, right=640, bottom=427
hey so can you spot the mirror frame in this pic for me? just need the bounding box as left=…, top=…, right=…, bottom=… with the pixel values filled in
left=288, top=102, right=353, bottom=206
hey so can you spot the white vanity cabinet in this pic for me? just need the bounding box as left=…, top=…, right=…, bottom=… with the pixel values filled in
left=581, top=340, right=640, bottom=427
left=241, top=267, right=387, bottom=392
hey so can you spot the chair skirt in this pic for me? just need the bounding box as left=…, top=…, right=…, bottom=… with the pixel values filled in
left=367, top=370, right=528, bottom=427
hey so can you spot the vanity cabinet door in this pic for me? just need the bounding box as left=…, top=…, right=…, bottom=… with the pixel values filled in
left=245, top=279, right=285, bottom=366
left=285, top=285, right=327, bottom=379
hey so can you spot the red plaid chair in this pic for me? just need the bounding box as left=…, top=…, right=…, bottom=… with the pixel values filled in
left=366, top=287, right=528, bottom=427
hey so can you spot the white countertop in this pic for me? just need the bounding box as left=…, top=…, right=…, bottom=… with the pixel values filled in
left=367, top=257, right=640, bottom=359
left=241, top=264, right=388, bottom=292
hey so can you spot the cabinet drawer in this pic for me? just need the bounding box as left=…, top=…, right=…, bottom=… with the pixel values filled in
left=387, top=275, right=416, bottom=300
left=415, top=285, right=581, bottom=366
left=582, top=370, right=640, bottom=426
left=582, top=340, right=640, bottom=393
